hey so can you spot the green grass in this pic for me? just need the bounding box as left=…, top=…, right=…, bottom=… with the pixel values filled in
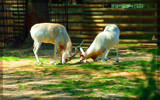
left=76, top=60, right=152, bottom=72
left=120, top=53, right=140, bottom=57
left=128, top=47, right=158, bottom=56
left=15, top=71, right=37, bottom=75
left=30, top=59, right=155, bottom=97
left=18, top=84, right=28, bottom=89
left=15, top=71, right=38, bottom=78
left=77, top=63, right=113, bottom=71
left=115, top=61, right=152, bottom=67
left=24, top=57, right=36, bottom=61
left=0, top=56, right=49, bottom=62
left=139, top=48, right=158, bottom=56
left=0, top=56, right=21, bottom=61
left=109, top=52, right=140, bottom=57
left=31, top=76, right=147, bottom=97
left=119, top=43, right=141, bottom=46
left=3, top=47, right=159, bottom=99
left=14, top=59, right=157, bottom=98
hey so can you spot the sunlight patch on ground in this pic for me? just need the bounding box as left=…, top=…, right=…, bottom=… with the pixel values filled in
left=2, top=48, right=157, bottom=99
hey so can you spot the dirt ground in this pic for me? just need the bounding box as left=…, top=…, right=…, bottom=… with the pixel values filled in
left=1, top=47, right=157, bottom=100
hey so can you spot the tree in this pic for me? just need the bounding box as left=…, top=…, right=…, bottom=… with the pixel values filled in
left=25, top=0, right=50, bottom=43
left=28, top=0, right=49, bottom=29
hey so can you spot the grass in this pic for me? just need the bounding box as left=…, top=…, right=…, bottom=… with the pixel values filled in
left=31, top=76, right=146, bottom=97
left=18, top=84, right=28, bottom=89
left=119, top=43, right=141, bottom=46
left=3, top=47, right=159, bottom=99
left=139, top=48, right=158, bottom=56
left=76, top=60, right=152, bottom=72
left=15, top=71, right=37, bottom=75
left=0, top=56, right=21, bottom=61
left=128, top=47, right=158, bottom=56
left=29, top=59, right=155, bottom=97
left=1, top=55, right=49, bottom=62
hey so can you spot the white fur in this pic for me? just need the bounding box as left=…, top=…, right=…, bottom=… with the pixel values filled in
left=30, top=23, right=72, bottom=65
left=81, top=24, right=120, bottom=62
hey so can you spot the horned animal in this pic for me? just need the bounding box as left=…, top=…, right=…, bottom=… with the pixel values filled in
left=80, top=24, right=120, bottom=62
left=30, top=23, right=78, bottom=65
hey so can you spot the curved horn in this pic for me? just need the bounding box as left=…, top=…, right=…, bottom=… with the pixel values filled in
left=76, top=40, right=84, bottom=48
left=68, top=40, right=84, bottom=61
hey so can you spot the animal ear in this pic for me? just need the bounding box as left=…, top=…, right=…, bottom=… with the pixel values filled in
left=80, top=48, right=84, bottom=54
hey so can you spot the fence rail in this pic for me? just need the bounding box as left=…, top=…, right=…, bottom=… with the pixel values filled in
left=0, top=0, right=26, bottom=47
left=85, top=0, right=159, bottom=4
left=0, top=0, right=159, bottom=48
left=49, top=0, right=159, bottom=47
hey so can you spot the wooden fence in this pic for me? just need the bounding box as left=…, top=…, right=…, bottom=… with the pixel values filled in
left=0, top=0, right=159, bottom=48
left=0, top=0, right=27, bottom=47
left=49, top=0, right=159, bottom=47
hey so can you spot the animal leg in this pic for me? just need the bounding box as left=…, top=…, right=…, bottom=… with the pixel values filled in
left=33, top=41, right=42, bottom=64
left=53, top=41, right=58, bottom=65
left=101, top=48, right=110, bottom=62
left=116, top=44, right=119, bottom=62
left=105, top=49, right=110, bottom=60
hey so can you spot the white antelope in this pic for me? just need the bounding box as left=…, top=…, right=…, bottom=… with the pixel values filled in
left=80, top=24, right=120, bottom=62
left=30, top=23, right=79, bottom=65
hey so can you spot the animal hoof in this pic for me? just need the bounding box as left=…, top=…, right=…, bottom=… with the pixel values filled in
left=85, top=61, right=89, bottom=63
left=101, top=60, right=104, bottom=62
left=38, top=62, right=42, bottom=65
left=84, top=60, right=88, bottom=63
left=54, top=62, right=57, bottom=65
left=94, top=59, right=98, bottom=62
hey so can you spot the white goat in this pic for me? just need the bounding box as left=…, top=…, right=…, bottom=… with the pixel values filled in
left=30, top=23, right=77, bottom=65
left=80, top=24, right=120, bottom=62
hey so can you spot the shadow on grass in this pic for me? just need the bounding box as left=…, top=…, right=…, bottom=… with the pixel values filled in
left=31, top=77, right=142, bottom=99
left=76, top=60, right=152, bottom=72
left=2, top=47, right=160, bottom=99
left=128, top=47, right=158, bottom=56
left=3, top=60, right=158, bottom=100
left=4, top=97, right=137, bottom=100
left=137, top=55, right=159, bottom=100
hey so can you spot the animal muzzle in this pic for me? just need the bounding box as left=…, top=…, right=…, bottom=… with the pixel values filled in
left=65, top=57, right=72, bottom=62
left=61, top=41, right=84, bottom=64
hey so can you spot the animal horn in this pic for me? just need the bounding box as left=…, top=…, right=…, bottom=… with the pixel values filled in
left=69, top=40, right=84, bottom=60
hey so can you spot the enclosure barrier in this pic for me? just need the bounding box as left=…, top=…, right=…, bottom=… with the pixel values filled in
left=0, top=0, right=26, bottom=47
left=0, top=0, right=159, bottom=48
left=49, top=0, right=159, bottom=47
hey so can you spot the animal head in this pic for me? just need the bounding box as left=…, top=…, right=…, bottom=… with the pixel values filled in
left=61, top=41, right=84, bottom=64
left=61, top=51, right=72, bottom=64
left=58, top=41, right=73, bottom=64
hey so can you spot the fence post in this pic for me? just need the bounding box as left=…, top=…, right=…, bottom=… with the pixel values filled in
left=158, top=2, right=160, bottom=48
left=157, top=1, right=160, bottom=66
left=0, top=0, right=4, bottom=99
left=157, top=2, right=160, bottom=97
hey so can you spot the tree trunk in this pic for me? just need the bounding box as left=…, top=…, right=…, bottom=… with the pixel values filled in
left=28, top=0, right=49, bottom=29
left=25, top=0, right=50, bottom=43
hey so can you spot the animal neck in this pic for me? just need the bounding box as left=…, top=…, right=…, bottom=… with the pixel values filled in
left=66, top=36, right=72, bottom=56
left=84, top=43, right=96, bottom=59
left=84, top=49, right=93, bottom=59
